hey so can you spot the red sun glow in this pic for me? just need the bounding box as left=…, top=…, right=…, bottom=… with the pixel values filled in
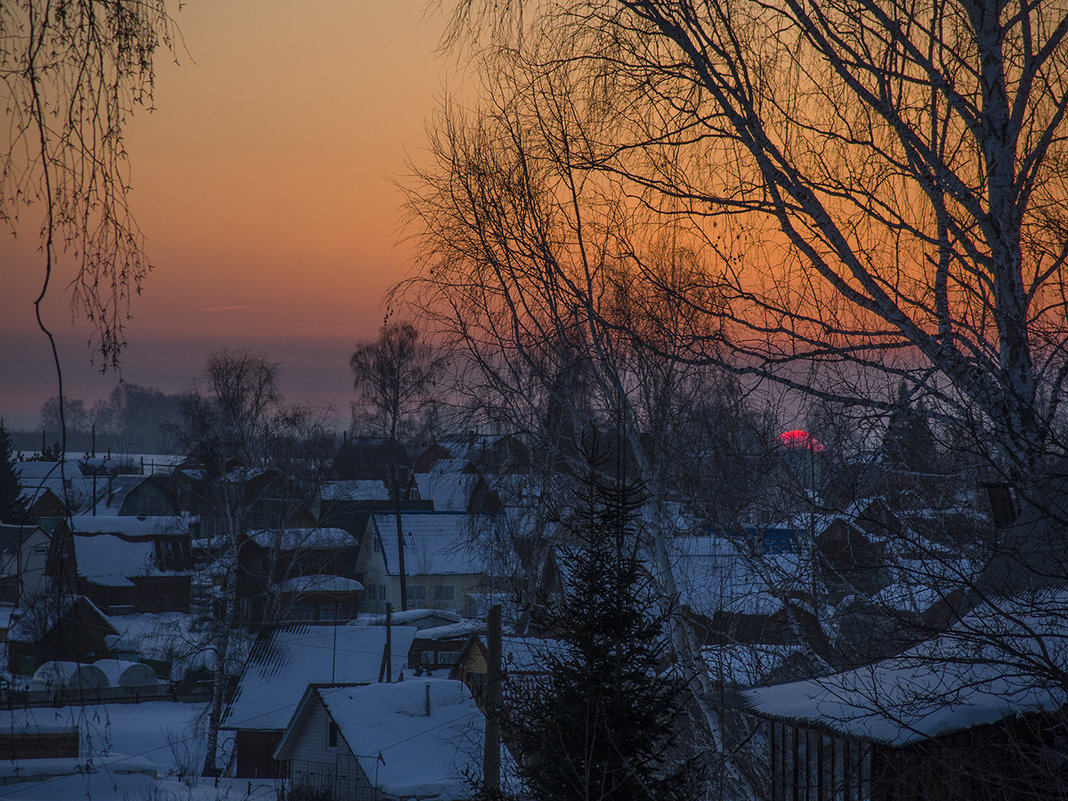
left=778, top=429, right=825, bottom=452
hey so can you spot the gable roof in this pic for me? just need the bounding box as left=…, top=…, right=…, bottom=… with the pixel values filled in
left=7, top=594, right=117, bottom=643
left=61, top=516, right=193, bottom=585
left=415, top=461, right=473, bottom=512
left=222, top=624, right=417, bottom=731
left=372, top=512, right=487, bottom=577
left=87, top=475, right=174, bottom=515
left=0, top=524, right=45, bottom=554
left=737, top=591, right=1068, bottom=746
left=275, top=679, right=485, bottom=800
left=670, top=535, right=809, bottom=616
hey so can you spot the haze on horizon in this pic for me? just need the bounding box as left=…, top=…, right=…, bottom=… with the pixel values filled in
left=0, top=1, right=457, bottom=430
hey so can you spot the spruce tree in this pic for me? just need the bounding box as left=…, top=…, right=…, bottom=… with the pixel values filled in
left=0, top=421, right=28, bottom=523
left=504, top=447, right=704, bottom=801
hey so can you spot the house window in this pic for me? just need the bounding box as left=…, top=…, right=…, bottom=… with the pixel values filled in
left=437, top=651, right=459, bottom=665
left=421, top=650, right=437, bottom=664
left=433, top=584, right=456, bottom=601
left=373, top=538, right=381, bottom=552
left=327, top=721, right=338, bottom=748
left=466, top=671, right=487, bottom=694
left=406, top=584, right=427, bottom=601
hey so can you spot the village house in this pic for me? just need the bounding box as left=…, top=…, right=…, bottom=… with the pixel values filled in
left=85, top=474, right=179, bottom=517
left=451, top=634, right=565, bottom=703
left=671, top=534, right=818, bottom=649
left=45, top=516, right=193, bottom=614
left=735, top=593, right=1068, bottom=801
left=195, top=466, right=318, bottom=541
left=356, top=511, right=499, bottom=614
left=408, top=616, right=483, bottom=676
left=0, top=523, right=51, bottom=604
left=221, top=623, right=416, bottom=778
left=236, top=527, right=361, bottom=626
left=273, top=678, right=487, bottom=801
left=317, top=479, right=433, bottom=541
left=16, top=460, right=94, bottom=521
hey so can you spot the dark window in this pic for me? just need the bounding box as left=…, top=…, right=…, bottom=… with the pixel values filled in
left=327, top=721, right=338, bottom=748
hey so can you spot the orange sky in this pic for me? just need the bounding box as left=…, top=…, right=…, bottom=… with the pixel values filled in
left=0, top=1, right=460, bottom=429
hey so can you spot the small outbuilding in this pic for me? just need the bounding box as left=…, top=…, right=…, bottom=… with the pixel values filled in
left=30, top=660, right=108, bottom=692
left=93, top=659, right=159, bottom=688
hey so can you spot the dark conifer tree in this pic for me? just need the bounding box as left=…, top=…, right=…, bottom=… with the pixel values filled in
left=503, top=439, right=704, bottom=801
left=0, top=421, right=28, bottom=523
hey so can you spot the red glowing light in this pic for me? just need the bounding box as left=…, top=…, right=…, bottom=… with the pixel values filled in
left=778, top=429, right=825, bottom=452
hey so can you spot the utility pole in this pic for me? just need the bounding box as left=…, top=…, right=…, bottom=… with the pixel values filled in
left=379, top=603, right=393, bottom=683
left=393, top=466, right=409, bottom=611
left=483, top=604, right=502, bottom=794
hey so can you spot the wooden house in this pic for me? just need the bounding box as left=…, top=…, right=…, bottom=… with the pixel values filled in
left=221, top=623, right=416, bottom=778
left=0, top=523, right=51, bottom=604
left=16, top=460, right=93, bottom=522
left=86, top=474, right=178, bottom=517
left=46, top=516, right=193, bottom=614
left=451, top=634, right=565, bottom=703
left=408, top=616, right=482, bottom=676
left=356, top=512, right=500, bottom=614
left=236, top=527, right=362, bottom=626
left=273, top=678, right=486, bottom=801
left=735, top=593, right=1068, bottom=801
left=317, top=480, right=432, bottom=540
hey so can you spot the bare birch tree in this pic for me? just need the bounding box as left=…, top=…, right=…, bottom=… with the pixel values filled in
left=442, top=0, right=1068, bottom=482
left=1, top=0, right=178, bottom=467
left=403, top=1, right=1068, bottom=795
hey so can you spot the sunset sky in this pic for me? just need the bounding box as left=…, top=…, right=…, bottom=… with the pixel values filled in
left=0, top=1, right=458, bottom=429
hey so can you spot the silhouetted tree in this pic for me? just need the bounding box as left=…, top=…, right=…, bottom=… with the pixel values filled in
left=504, top=442, right=705, bottom=801
left=349, top=322, right=444, bottom=443
left=0, top=421, right=28, bottom=524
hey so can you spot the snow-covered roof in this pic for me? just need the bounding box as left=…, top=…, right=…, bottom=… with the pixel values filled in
left=248, top=527, right=354, bottom=550
left=500, top=636, right=567, bottom=674
left=73, top=533, right=167, bottom=585
left=277, top=574, right=364, bottom=594
left=670, top=536, right=808, bottom=616
left=417, top=619, right=484, bottom=641
left=69, top=514, right=190, bottom=537
left=222, top=624, right=417, bottom=731
left=15, top=459, right=81, bottom=480
left=19, top=474, right=95, bottom=512
left=416, top=463, right=472, bottom=512
left=350, top=608, right=462, bottom=629
left=87, top=475, right=159, bottom=514
left=373, top=512, right=487, bottom=577
left=738, top=592, right=1068, bottom=745
left=278, top=679, right=485, bottom=799
left=6, top=595, right=115, bottom=643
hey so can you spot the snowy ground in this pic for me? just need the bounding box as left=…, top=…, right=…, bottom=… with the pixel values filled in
left=0, top=701, right=280, bottom=801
